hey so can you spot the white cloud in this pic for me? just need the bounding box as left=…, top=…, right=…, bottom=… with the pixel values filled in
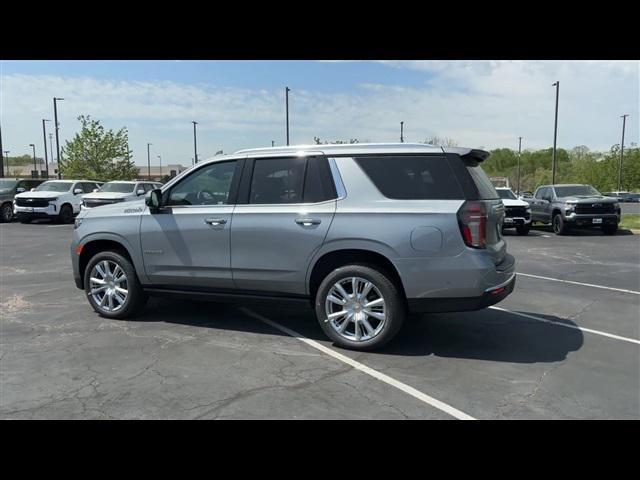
left=1, top=61, right=638, bottom=167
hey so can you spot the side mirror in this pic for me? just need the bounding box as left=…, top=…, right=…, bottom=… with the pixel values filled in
left=93, top=188, right=99, bottom=193
left=16, top=187, right=26, bottom=193
left=30, top=188, right=37, bottom=192
left=136, top=189, right=145, bottom=196
left=146, top=188, right=163, bottom=212
left=74, top=188, right=83, bottom=195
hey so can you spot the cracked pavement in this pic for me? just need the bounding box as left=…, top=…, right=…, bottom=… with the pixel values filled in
left=1, top=222, right=639, bottom=419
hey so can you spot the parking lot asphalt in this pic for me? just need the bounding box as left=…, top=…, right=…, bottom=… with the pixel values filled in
left=1, top=220, right=638, bottom=419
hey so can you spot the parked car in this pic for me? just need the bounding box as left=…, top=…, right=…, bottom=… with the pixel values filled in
left=14, top=179, right=101, bottom=224
left=496, top=187, right=532, bottom=235
left=71, top=143, right=515, bottom=351
left=523, top=184, right=620, bottom=235
left=0, top=178, right=45, bottom=222
left=81, top=181, right=163, bottom=210
left=602, top=191, right=637, bottom=203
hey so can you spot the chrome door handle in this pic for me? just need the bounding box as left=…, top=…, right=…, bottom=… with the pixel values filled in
left=295, top=218, right=321, bottom=226
left=205, top=218, right=227, bottom=225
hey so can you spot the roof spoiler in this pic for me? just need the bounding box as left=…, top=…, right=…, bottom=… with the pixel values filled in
left=460, top=149, right=490, bottom=163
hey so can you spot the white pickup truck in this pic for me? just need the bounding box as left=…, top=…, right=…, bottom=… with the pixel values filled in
left=13, top=179, right=102, bottom=224
left=496, top=187, right=532, bottom=235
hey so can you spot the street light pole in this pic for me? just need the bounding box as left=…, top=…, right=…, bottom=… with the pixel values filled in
left=551, top=81, right=559, bottom=185
left=53, top=97, right=64, bottom=179
left=192, top=121, right=198, bottom=164
left=29, top=144, right=37, bottom=178
left=0, top=124, right=4, bottom=178
left=157, top=155, right=162, bottom=178
left=147, top=143, right=152, bottom=179
left=516, top=137, right=522, bottom=196
left=42, top=119, right=51, bottom=179
left=3, top=151, right=9, bottom=177
left=271, top=140, right=275, bottom=147
left=400, top=121, right=404, bottom=143
left=618, top=114, right=629, bottom=192
left=285, top=87, right=290, bottom=146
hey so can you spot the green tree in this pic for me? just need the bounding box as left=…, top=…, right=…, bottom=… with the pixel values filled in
left=60, top=115, right=138, bottom=181
left=424, top=136, right=458, bottom=147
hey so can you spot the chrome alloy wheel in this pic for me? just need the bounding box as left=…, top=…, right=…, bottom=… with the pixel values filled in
left=324, top=276, right=386, bottom=342
left=89, top=260, right=128, bottom=312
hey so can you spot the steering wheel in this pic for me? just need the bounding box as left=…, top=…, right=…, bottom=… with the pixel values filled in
left=197, top=189, right=216, bottom=204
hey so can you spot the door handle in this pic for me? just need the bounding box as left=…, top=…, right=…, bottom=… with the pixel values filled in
left=295, top=218, right=321, bottom=226
left=205, top=218, right=227, bottom=225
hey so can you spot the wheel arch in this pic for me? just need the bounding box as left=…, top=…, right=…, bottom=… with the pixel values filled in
left=78, top=236, right=137, bottom=284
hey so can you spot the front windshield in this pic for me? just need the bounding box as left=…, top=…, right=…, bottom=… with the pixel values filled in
left=99, top=182, right=136, bottom=193
left=35, top=182, right=72, bottom=192
left=497, top=189, right=517, bottom=200
left=554, top=185, right=601, bottom=197
left=0, top=179, right=18, bottom=190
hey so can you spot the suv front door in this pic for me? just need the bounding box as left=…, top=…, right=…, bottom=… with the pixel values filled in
left=230, top=155, right=337, bottom=295
left=140, top=159, right=243, bottom=289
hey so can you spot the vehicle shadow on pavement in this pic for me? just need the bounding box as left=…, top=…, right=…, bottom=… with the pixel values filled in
left=134, top=298, right=583, bottom=364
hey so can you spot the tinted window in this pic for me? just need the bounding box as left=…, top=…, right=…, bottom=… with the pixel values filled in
left=168, top=160, right=237, bottom=206
left=463, top=161, right=499, bottom=200
left=36, top=181, right=72, bottom=192
left=82, top=183, right=96, bottom=193
left=355, top=155, right=464, bottom=200
left=554, top=185, right=601, bottom=197
left=250, top=157, right=306, bottom=204
left=303, top=158, right=335, bottom=203
left=535, top=188, right=547, bottom=199
left=497, top=189, right=517, bottom=200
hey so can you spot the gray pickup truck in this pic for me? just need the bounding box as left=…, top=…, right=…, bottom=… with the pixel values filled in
left=523, top=184, right=620, bottom=235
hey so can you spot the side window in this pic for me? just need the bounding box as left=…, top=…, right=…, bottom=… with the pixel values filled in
left=303, top=158, right=335, bottom=203
left=249, top=157, right=306, bottom=204
left=168, top=160, right=237, bottom=206
left=535, top=188, right=546, bottom=199
left=546, top=188, right=555, bottom=201
left=83, top=183, right=95, bottom=193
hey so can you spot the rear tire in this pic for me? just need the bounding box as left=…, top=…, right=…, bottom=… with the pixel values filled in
left=516, top=224, right=530, bottom=235
left=552, top=213, right=570, bottom=235
left=58, top=204, right=73, bottom=224
left=315, top=264, right=406, bottom=351
left=602, top=224, right=618, bottom=235
left=83, top=250, right=147, bottom=319
left=1, top=203, right=14, bottom=223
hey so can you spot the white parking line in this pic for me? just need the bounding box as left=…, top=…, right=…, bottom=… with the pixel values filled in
left=240, top=307, right=476, bottom=420
left=490, top=306, right=640, bottom=345
left=47, top=224, right=71, bottom=228
left=518, top=272, right=640, bottom=295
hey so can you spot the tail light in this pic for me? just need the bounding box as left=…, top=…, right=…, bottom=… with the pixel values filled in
left=457, top=201, right=487, bottom=249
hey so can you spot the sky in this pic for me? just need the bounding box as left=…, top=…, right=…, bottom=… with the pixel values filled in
left=1, top=60, right=638, bottom=168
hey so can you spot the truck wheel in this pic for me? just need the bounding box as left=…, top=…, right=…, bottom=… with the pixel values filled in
left=58, top=204, right=73, bottom=224
left=1, top=203, right=13, bottom=223
left=315, top=264, right=406, bottom=351
left=602, top=224, right=618, bottom=235
left=84, top=250, right=147, bottom=319
left=552, top=213, right=570, bottom=235
left=516, top=225, right=530, bottom=235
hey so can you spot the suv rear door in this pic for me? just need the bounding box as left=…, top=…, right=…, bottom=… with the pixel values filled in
left=230, top=154, right=337, bottom=295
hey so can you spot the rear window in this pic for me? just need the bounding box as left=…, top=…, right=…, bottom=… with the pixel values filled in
left=464, top=160, right=499, bottom=199
left=354, top=155, right=464, bottom=200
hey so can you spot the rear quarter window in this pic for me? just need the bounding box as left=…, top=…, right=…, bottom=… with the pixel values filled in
left=354, top=155, right=465, bottom=200
left=463, top=160, right=499, bottom=200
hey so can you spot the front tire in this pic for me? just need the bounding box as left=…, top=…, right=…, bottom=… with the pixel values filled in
left=516, top=224, right=530, bottom=235
left=602, top=224, right=618, bottom=235
left=552, top=213, right=570, bottom=235
left=315, top=264, right=406, bottom=351
left=1, top=203, right=14, bottom=223
left=84, top=250, right=147, bottom=319
left=58, top=204, right=74, bottom=224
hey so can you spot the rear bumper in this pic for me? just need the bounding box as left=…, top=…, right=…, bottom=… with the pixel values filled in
left=408, top=272, right=516, bottom=313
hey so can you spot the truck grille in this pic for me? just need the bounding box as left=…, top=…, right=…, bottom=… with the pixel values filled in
left=83, top=199, right=120, bottom=208
left=505, top=206, right=530, bottom=219
left=575, top=204, right=615, bottom=214
left=15, top=198, right=50, bottom=208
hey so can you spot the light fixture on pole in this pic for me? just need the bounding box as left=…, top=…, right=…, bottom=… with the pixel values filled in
left=53, top=97, right=64, bottom=179
left=551, top=81, right=559, bottom=185
left=618, top=114, right=629, bottom=192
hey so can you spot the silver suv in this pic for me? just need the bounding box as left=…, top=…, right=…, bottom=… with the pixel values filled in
left=71, top=143, right=515, bottom=350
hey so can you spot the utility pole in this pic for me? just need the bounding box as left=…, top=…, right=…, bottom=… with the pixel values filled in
left=147, top=143, right=152, bottom=179
left=192, top=121, right=198, bottom=164
left=29, top=144, right=37, bottom=178
left=0, top=124, right=4, bottom=178
left=400, top=121, right=404, bottom=143
left=53, top=97, right=64, bottom=179
left=551, top=81, right=559, bottom=185
left=42, top=119, right=51, bottom=178
left=157, top=155, right=162, bottom=178
left=618, top=114, right=629, bottom=192
left=271, top=140, right=275, bottom=147
left=516, top=137, right=522, bottom=196
left=3, top=151, right=9, bottom=177
left=285, top=87, right=290, bottom=146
